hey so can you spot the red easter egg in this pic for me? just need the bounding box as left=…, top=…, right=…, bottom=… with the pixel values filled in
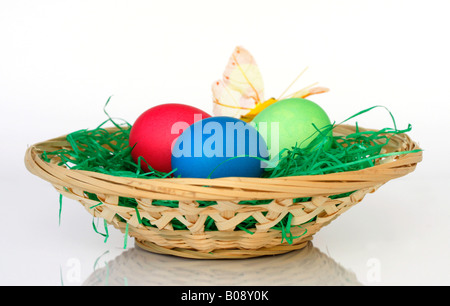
left=129, top=103, right=211, bottom=173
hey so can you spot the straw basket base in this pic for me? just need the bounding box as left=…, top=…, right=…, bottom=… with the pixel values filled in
left=135, top=237, right=313, bottom=259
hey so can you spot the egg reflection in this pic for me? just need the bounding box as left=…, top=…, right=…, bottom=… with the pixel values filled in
left=83, top=241, right=361, bottom=286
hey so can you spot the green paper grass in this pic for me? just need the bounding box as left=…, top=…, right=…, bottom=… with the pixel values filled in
left=41, top=98, right=421, bottom=244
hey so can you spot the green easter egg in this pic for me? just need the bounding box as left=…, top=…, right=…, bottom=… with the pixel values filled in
left=251, top=97, right=332, bottom=158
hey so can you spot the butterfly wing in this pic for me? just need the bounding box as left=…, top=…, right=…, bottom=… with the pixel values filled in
left=290, top=86, right=329, bottom=99
left=212, top=46, right=264, bottom=118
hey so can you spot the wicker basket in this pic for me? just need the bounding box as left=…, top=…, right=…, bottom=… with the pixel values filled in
left=24, top=124, right=422, bottom=259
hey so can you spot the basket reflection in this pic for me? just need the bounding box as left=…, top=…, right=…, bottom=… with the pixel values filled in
left=83, top=241, right=361, bottom=286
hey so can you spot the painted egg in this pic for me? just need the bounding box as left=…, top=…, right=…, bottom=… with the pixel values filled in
left=171, top=116, right=269, bottom=178
left=252, top=97, right=332, bottom=158
left=129, top=103, right=211, bottom=173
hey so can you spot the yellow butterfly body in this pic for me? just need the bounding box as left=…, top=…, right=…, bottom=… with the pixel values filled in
left=240, top=97, right=277, bottom=122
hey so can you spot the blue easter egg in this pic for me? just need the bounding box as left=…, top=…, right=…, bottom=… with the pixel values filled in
left=171, top=116, right=269, bottom=178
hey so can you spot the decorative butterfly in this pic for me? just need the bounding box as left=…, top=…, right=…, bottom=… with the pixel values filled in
left=212, top=46, right=329, bottom=122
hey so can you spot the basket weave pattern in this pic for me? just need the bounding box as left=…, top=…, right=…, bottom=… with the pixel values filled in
left=25, top=125, right=422, bottom=259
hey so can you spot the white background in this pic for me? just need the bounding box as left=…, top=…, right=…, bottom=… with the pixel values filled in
left=1, top=0, right=449, bottom=286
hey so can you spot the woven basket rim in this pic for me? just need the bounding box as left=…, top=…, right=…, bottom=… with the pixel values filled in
left=24, top=124, right=422, bottom=201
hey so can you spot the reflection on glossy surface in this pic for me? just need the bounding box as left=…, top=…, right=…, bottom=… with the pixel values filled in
left=83, top=241, right=361, bottom=286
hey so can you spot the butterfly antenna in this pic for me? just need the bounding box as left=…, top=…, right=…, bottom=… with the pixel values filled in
left=277, top=66, right=309, bottom=100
